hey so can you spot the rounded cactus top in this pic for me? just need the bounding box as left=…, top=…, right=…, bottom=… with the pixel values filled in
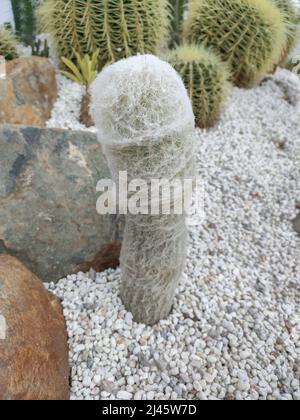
left=168, top=43, right=228, bottom=67
left=91, top=55, right=195, bottom=146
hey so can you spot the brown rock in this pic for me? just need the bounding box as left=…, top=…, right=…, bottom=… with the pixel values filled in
left=79, top=241, right=122, bottom=273
left=0, top=57, right=57, bottom=126
left=0, top=255, right=69, bottom=400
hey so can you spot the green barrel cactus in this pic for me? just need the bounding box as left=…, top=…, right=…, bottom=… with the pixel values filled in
left=38, top=0, right=170, bottom=69
left=183, top=0, right=287, bottom=88
left=271, top=0, right=300, bottom=62
left=168, top=44, right=232, bottom=128
left=0, top=26, right=19, bottom=60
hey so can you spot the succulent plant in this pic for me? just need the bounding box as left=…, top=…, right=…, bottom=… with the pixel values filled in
left=271, top=0, right=300, bottom=62
left=183, top=0, right=287, bottom=88
left=90, top=55, right=195, bottom=325
left=0, top=26, right=19, bottom=60
left=61, top=50, right=100, bottom=88
left=168, top=44, right=232, bottom=128
left=38, top=0, right=170, bottom=69
left=61, top=49, right=100, bottom=127
left=11, top=0, right=36, bottom=47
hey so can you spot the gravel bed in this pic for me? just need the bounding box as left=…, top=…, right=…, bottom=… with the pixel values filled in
left=46, top=68, right=300, bottom=400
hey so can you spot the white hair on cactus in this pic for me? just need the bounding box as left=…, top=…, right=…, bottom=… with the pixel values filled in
left=91, top=54, right=196, bottom=325
left=91, top=54, right=195, bottom=145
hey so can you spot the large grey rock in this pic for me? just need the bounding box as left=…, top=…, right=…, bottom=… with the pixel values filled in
left=0, top=124, right=117, bottom=282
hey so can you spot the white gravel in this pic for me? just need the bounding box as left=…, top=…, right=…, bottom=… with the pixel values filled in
left=46, top=68, right=300, bottom=400
left=46, top=73, right=97, bottom=133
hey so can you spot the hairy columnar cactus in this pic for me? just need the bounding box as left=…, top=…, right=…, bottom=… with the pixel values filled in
left=168, top=44, right=232, bottom=128
left=91, top=55, right=195, bottom=325
left=37, top=0, right=170, bottom=69
left=271, top=0, right=300, bottom=62
left=0, top=26, right=19, bottom=60
left=183, top=0, right=287, bottom=88
left=11, top=0, right=36, bottom=46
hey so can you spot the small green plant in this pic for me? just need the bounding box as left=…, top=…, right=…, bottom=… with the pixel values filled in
left=168, top=44, right=232, bottom=128
left=11, top=0, right=36, bottom=47
left=0, top=26, right=19, bottom=60
left=271, top=0, right=300, bottom=63
left=38, top=0, right=170, bottom=69
left=61, top=49, right=100, bottom=128
left=61, top=50, right=100, bottom=88
left=183, top=0, right=287, bottom=88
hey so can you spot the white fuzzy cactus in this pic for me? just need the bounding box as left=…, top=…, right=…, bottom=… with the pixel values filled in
left=91, top=55, right=195, bottom=325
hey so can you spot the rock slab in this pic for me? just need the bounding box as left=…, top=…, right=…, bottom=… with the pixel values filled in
left=0, top=57, right=57, bottom=126
left=0, top=255, right=69, bottom=400
left=0, top=124, right=116, bottom=282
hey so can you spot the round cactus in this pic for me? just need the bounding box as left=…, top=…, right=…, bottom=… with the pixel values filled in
left=0, top=27, right=19, bottom=61
left=271, top=0, right=300, bottom=62
left=38, top=0, right=170, bottom=69
left=183, top=0, right=287, bottom=88
left=91, top=55, right=195, bottom=325
left=168, top=44, right=232, bottom=128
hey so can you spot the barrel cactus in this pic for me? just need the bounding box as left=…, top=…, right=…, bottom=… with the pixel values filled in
left=168, top=44, right=232, bottom=128
left=0, top=26, right=19, bottom=60
left=183, top=0, right=287, bottom=88
left=271, top=0, right=300, bottom=62
left=38, top=0, right=170, bottom=69
left=91, top=55, right=195, bottom=325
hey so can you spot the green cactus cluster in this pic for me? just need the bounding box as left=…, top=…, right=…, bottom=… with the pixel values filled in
left=183, top=0, right=287, bottom=88
left=11, top=0, right=36, bottom=47
left=0, top=26, right=19, bottom=60
left=168, top=44, right=232, bottom=128
left=37, top=0, right=170, bottom=69
left=271, top=0, right=300, bottom=62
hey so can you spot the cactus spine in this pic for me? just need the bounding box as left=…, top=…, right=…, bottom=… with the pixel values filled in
left=91, top=55, right=195, bottom=325
left=0, top=26, right=19, bottom=60
left=168, top=44, right=232, bottom=128
left=183, top=0, right=287, bottom=88
left=38, top=0, right=170, bottom=69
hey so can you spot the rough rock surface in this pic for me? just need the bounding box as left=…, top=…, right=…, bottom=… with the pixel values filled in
left=0, top=255, right=69, bottom=400
left=0, top=124, right=118, bottom=283
left=0, top=57, right=57, bottom=126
